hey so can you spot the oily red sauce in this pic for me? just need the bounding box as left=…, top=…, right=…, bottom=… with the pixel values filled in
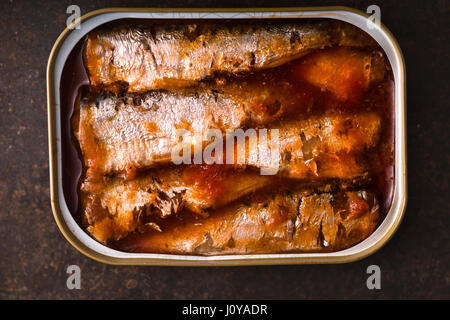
left=267, top=205, right=292, bottom=227
left=181, top=164, right=230, bottom=202
left=59, top=18, right=395, bottom=243
left=293, top=47, right=379, bottom=102
left=60, top=40, right=89, bottom=223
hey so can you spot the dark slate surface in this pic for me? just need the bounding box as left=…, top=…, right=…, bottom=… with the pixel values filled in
left=0, top=0, right=448, bottom=299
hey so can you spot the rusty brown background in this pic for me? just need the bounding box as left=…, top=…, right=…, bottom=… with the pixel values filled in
left=0, top=0, right=448, bottom=299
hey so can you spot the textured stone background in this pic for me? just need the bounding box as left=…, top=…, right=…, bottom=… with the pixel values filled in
left=0, top=0, right=448, bottom=299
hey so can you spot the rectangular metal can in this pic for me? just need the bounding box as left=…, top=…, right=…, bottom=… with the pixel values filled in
left=47, top=7, right=407, bottom=265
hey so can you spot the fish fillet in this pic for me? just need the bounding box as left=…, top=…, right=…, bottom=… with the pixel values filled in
left=84, top=21, right=378, bottom=92
left=114, top=189, right=380, bottom=254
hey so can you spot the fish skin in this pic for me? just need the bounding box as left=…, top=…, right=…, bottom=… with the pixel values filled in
left=114, top=189, right=380, bottom=254
left=84, top=21, right=377, bottom=92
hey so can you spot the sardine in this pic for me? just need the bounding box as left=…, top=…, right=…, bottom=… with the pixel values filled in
left=114, top=189, right=380, bottom=254
left=84, top=21, right=378, bottom=92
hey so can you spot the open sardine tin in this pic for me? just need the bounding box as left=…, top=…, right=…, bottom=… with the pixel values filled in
left=47, top=7, right=406, bottom=265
